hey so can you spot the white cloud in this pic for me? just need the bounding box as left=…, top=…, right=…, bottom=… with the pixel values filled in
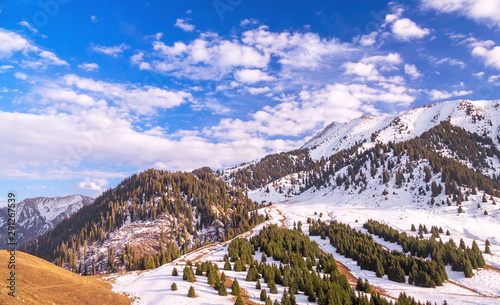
left=0, top=28, right=31, bottom=58
left=90, top=43, right=130, bottom=57
left=473, top=71, right=485, bottom=78
left=470, top=41, right=500, bottom=69
left=436, top=57, right=465, bottom=68
left=0, top=65, right=13, bottom=73
left=90, top=15, right=98, bottom=23
left=342, top=54, right=404, bottom=84
left=240, top=19, right=259, bottom=27
left=391, top=18, right=430, bottom=41
left=421, top=0, right=500, bottom=27
left=427, top=89, right=473, bottom=100
left=75, top=178, right=107, bottom=192
left=38, top=50, right=69, bottom=66
left=174, top=18, right=195, bottom=32
left=78, top=62, right=100, bottom=72
left=19, top=21, right=38, bottom=34
left=62, top=74, right=192, bottom=115
left=488, top=74, right=500, bottom=84
left=234, top=69, right=275, bottom=83
left=246, top=86, right=271, bottom=95
left=206, top=82, right=415, bottom=141
left=14, top=72, right=28, bottom=80
left=0, top=28, right=67, bottom=69
left=139, top=33, right=270, bottom=80
left=404, top=64, right=423, bottom=79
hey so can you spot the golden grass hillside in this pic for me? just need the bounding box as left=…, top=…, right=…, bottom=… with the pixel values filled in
left=0, top=250, right=132, bottom=305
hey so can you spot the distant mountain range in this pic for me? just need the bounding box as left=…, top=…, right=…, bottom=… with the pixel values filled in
left=0, top=195, right=94, bottom=249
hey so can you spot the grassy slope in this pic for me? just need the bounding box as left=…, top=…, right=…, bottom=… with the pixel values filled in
left=0, top=250, right=131, bottom=305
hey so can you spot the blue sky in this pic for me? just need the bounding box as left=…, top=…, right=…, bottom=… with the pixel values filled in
left=1, top=0, right=500, bottom=202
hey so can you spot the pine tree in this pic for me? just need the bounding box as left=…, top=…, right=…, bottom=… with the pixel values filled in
left=256, top=279, right=261, bottom=289
left=268, top=279, right=278, bottom=294
left=281, top=289, right=290, bottom=305
left=260, top=289, right=267, bottom=301
left=485, top=239, right=492, bottom=254
left=464, top=259, right=473, bottom=278
left=234, top=296, right=244, bottom=305
left=224, top=257, right=232, bottom=270
left=290, top=291, right=296, bottom=305
left=218, top=282, right=228, bottom=296
left=172, top=267, right=178, bottom=276
left=265, top=296, right=272, bottom=305
left=171, top=282, right=177, bottom=291
left=356, top=277, right=365, bottom=291
left=188, top=286, right=196, bottom=297
left=231, top=278, right=241, bottom=296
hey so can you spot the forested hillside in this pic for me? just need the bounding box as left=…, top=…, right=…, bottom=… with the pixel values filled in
left=21, top=168, right=265, bottom=274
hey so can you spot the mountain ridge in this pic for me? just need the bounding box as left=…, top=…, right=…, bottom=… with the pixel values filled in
left=0, top=194, right=94, bottom=249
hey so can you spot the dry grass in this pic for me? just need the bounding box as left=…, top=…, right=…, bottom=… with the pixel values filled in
left=0, top=250, right=132, bottom=305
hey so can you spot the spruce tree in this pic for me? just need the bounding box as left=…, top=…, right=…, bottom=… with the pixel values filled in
left=234, top=296, right=244, bottom=305
left=260, top=289, right=267, bottom=301
left=218, top=282, right=228, bottom=296
left=256, top=279, right=261, bottom=289
left=231, top=278, right=241, bottom=296
left=188, top=286, right=196, bottom=297
left=171, top=282, right=177, bottom=291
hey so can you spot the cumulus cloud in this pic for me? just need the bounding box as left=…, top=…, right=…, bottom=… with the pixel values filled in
left=0, top=28, right=31, bottom=58
left=132, top=26, right=354, bottom=81
left=342, top=53, right=404, bottom=83
left=75, top=178, right=107, bottom=192
left=14, top=72, right=28, bottom=80
left=206, top=82, right=415, bottom=141
left=421, top=0, right=500, bottom=27
left=427, top=89, right=473, bottom=100
left=90, top=43, right=130, bottom=57
left=174, top=18, right=195, bottom=32
left=78, top=62, right=100, bottom=72
left=234, top=69, right=275, bottom=83
left=61, top=74, right=193, bottom=115
left=470, top=40, right=500, bottom=69
left=0, top=28, right=67, bottom=69
left=391, top=18, right=430, bottom=41
left=404, top=64, right=423, bottom=79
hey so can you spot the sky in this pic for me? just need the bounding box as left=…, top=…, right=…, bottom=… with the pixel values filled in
left=1, top=0, right=500, bottom=202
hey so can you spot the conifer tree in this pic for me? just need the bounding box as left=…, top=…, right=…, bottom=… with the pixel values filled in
left=485, top=239, right=492, bottom=254
left=188, top=286, right=196, bottom=297
left=260, top=289, right=267, bottom=301
left=231, top=278, right=241, bottom=296
left=171, top=282, right=177, bottom=291
left=218, top=282, right=228, bottom=296
left=256, top=279, right=261, bottom=289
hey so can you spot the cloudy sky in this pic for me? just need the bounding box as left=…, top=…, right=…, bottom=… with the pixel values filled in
left=1, top=0, right=500, bottom=201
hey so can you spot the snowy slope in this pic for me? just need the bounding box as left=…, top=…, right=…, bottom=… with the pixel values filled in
left=303, top=100, right=500, bottom=163
left=0, top=195, right=93, bottom=249
left=246, top=149, right=500, bottom=305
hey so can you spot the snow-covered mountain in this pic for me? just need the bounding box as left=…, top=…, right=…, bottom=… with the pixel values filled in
left=303, top=100, right=500, bottom=162
left=0, top=195, right=94, bottom=249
